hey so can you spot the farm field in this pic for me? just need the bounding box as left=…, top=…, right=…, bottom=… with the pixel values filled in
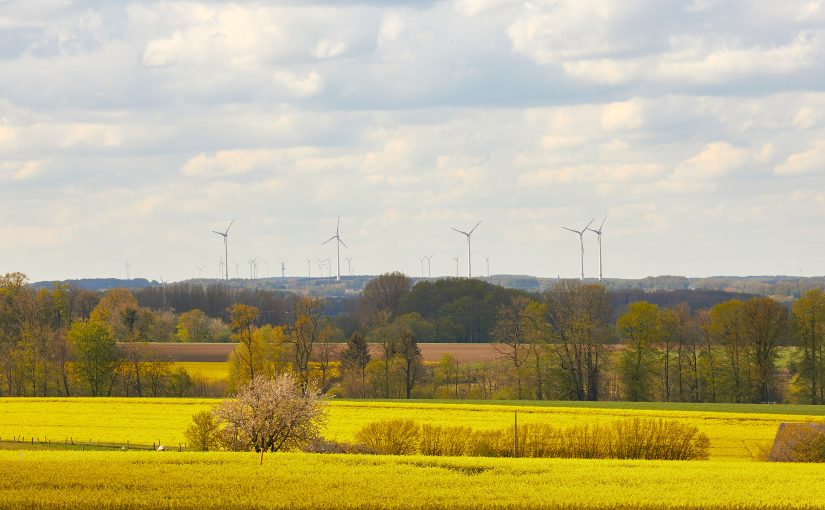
left=2, top=398, right=824, bottom=460
left=174, top=361, right=230, bottom=381
left=129, top=342, right=505, bottom=363
left=3, top=450, right=825, bottom=509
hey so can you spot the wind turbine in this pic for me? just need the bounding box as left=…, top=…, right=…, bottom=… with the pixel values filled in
left=588, top=216, right=607, bottom=281
left=322, top=217, right=348, bottom=281
left=424, top=255, right=433, bottom=277
left=218, top=258, right=225, bottom=279
left=212, top=220, right=234, bottom=281
left=306, top=258, right=312, bottom=278
left=562, top=218, right=594, bottom=280
left=418, top=257, right=426, bottom=278
left=232, top=260, right=240, bottom=278
left=248, top=259, right=257, bottom=279
left=125, top=257, right=131, bottom=280
left=196, top=266, right=203, bottom=278
left=279, top=260, right=286, bottom=278
left=485, top=257, right=490, bottom=278
left=451, top=221, right=481, bottom=278
left=344, top=257, right=353, bottom=276
left=452, top=254, right=460, bottom=277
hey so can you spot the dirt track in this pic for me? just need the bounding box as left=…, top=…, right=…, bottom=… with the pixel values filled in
left=123, top=342, right=505, bottom=363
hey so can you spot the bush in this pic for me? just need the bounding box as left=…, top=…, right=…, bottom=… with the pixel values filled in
left=420, top=425, right=472, bottom=456
left=605, top=418, right=709, bottom=460
left=354, top=419, right=420, bottom=455
left=353, top=417, right=709, bottom=460
left=184, top=410, right=221, bottom=451
left=769, top=423, right=825, bottom=462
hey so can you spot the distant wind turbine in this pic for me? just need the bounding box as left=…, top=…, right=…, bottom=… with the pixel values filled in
left=322, top=217, right=348, bottom=281
left=588, top=216, right=607, bottom=281
left=424, top=255, right=433, bottom=277
left=218, top=258, right=225, bottom=279
left=212, top=220, right=234, bottom=281
left=279, top=260, right=286, bottom=278
left=232, top=260, right=240, bottom=278
left=344, top=257, right=353, bottom=276
left=307, top=258, right=312, bottom=278
left=451, top=221, right=481, bottom=278
left=562, top=218, right=594, bottom=280
left=125, top=257, right=131, bottom=280
left=419, top=257, right=426, bottom=278
left=485, top=257, right=490, bottom=278
left=452, top=254, right=460, bottom=277
left=196, top=266, right=203, bottom=278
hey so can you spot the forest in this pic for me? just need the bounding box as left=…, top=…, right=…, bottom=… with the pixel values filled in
left=2, top=271, right=823, bottom=404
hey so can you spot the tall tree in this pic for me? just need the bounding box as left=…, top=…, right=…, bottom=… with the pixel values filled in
left=545, top=282, right=612, bottom=401
left=357, top=272, right=411, bottom=327
left=708, top=300, right=748, bottom=402
left=341, top=331, right=371, bottom=398
left=67, top=320, right=119, bottom=396
left=617, top=301, right=660, bottom=401
left=288, top=297, right=324, bottom=391
left=397, top=328, right=422, bottom=399
left=492, top=297, right=535, bottom=400
left=793, top=289, right=825, bottom=404
left=228, top=304, right=260, bottom=383
left=740, top=297, right=788, bottom=403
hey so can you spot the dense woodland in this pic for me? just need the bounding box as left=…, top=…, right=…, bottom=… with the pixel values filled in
left=2, top=271, right=824, bottom=404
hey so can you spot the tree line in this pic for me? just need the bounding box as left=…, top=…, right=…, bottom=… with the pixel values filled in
left=2, top=271, right=824, bottom=404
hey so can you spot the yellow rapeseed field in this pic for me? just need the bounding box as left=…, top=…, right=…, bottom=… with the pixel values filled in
left=173, top=361, right=230, bottom=380
left=2, top=398, right=823, bottom=460
left=2, top=450, right=825, bottom=509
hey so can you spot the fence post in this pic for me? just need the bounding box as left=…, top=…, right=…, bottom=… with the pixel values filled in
left=513, top=412, right=518, bottom=459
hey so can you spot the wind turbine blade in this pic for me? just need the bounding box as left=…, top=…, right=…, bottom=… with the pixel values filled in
left=336, top=216, right=340, bottom=235
left=561, top=227, right=580, bottom=234
left=211, top=231, right=225, bottom=236
left=451, top=227, right=469, bottom=236
left=583, top=218, right=595, bottom=231
left=224, top=219, right=235, bottom=235
left=322, top=236, right=336, bottom=245
left=599, top=216, right=607, bottom=231
left=338, top=238, right=348, bottom=249
left=469, top=221, right=482, bottom=235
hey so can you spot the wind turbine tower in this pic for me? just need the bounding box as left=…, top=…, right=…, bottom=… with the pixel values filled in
left=452, top=254, right=460, bottom=277
left=588, top=217, right=607, bottom=281
left=306, top=258, right=312, bottom=278
left=211, top=220, right=234, bottom=281
left=451, top=221, right=481, bottom=278
left=419, top=257, right=426, bottom=278
left=562, top=218, right=594, bottom=280
left=125, top=257, right=131, bottom=280
left=280, top=260, right=286, bottom=278
left=322, top=217, right=348, bottom=281
left=345, top=257, right=353, bottom=276
left=424, top=255, right=433, bottom=277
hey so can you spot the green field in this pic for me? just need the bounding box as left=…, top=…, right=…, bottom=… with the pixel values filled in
left=2, top=398, right=824, bottom=460
left=3, top=451, right=825, bottom=509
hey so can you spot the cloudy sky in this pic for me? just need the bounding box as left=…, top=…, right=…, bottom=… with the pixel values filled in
left=2, top=0, right=825, bottom=282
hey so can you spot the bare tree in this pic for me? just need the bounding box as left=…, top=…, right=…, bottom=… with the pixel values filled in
left=213, top=373, right=326, bottom=464
left=288, top=297, right=324, bottom=391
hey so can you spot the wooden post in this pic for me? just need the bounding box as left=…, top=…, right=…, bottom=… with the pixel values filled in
left=513, top=412, right=518, bottom=458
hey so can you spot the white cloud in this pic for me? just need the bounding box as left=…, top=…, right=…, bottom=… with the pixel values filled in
left=273, top=70, right=325, bottom=97
left=0, top=160, right=41, bottom=181
left=601, top=101, right=643, bottom=131
left=671, top=142, right=750, bottom=181
left=775, top=141, right=825, bottom=175
left=181, top=149, right=279, bottom=177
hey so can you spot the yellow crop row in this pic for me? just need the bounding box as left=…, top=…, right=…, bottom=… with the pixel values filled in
left=2, top=450, right=825, bottom=509
left=2, top=398, right=822, bottom=461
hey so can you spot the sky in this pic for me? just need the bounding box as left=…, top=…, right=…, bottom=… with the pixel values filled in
left=2, top=0, right=825, bottom=282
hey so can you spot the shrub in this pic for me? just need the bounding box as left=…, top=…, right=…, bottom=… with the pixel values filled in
left=420, top=425, right=472, bottom=456
left=184, top=410, right=221, bottom=452
left=606, top=418, right=709, bottom=460
left=354, top=419, right=420, bottom=455
left=769, top=423, right=825, bottom=462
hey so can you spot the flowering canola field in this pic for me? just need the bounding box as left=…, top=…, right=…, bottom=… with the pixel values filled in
left=2, top=398, right=823, bottom=460
left=2, top=450, right=825, bottom=509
